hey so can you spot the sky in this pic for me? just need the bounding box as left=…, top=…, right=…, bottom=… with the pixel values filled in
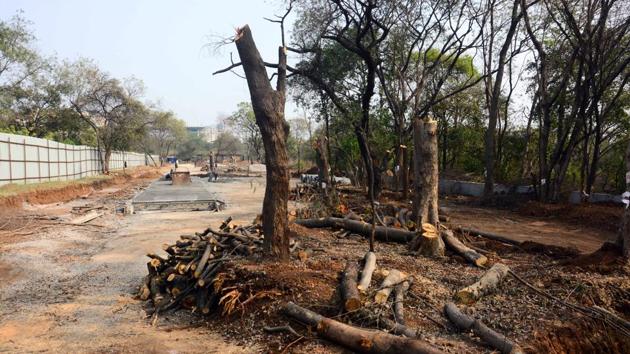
left=0, top=0, right=296, bottom=127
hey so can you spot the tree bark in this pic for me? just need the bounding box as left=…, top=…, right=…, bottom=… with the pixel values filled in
left=235, top=25, right=290, bottom=260
left=283, top=302, right=443, bottom=354
left=617, top=141, right=630, bottom=259
left=412, top=118, right=439, bottom=227
left=315, top=135, right=331, bottom=200
left=340, top=260, right=361, bottom=311
left=455, top=263, right=510, bottom=305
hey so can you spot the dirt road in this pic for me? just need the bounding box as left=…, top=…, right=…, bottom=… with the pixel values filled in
left=0, top=176, right=266, bottom=353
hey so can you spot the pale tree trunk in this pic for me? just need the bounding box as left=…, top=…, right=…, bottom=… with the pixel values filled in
left=235, top=25, right=290, bottom=260
left=412, top=117, right=439, bottom=227
left=103, top=148, right=112, bottom=174
left=315, top=135, right=331, bottom=201
left=617, top=141, right=630, bottom=259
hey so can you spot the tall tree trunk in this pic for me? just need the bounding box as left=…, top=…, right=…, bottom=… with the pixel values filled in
left=617, top=141, right=630, bottom=259
left=235, top=25, right=290, bottom=260
left=483, top=0, right=521, bottom=200
left=402, top=146, right=410, bottom=200
left=315, top=135, right=331, bottom=200
left=412, top=117, right=439, bottom=227
left=103, top=148, right=112, bottom=174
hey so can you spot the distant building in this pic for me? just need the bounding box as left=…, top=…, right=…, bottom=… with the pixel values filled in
left=187, top=124, right=224, bottom=143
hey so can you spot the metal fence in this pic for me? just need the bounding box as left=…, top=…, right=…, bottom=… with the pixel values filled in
left=0, top=133, right=158, bottom=186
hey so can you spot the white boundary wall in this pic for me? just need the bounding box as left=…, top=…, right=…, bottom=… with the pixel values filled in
left=0, top=133, right=158, bottom=186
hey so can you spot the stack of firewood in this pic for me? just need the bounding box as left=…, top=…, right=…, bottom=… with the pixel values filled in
left=138, top=217, right=262, bottom=320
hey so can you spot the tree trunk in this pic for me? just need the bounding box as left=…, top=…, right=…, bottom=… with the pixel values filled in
left=315, top=135, right=331, bottom=199
left=375, top=269, right=407, bottom=304
left=412, top=117, right=439, bottom=227
left=235, top=25, right=290, bottom=260
left=617, top=141, right=630, bottom=259
left=402, top=146, right=410, bottom=200
left=103, top=148, right=112, bottom=174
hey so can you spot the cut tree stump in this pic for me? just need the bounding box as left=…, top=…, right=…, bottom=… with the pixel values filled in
left=341, top=260, right=362, bottom=311
left=442, top=229, right=487, bottom=267
left=357, top=251, right=376, bottom=292
left=444, top=302, right=523, bottom=354
left=410, top=223, right=445, bottom=257
left=295, top=217, right=414, bottom=243
left=375, top=269, right=407, bottom=304
left=284, top=302, right=443, bottom=354
left=455, top=263, right=510, bottom=304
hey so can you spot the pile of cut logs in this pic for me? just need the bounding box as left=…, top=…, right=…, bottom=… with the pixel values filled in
left=281, top=252, right=524, bottom=354
left=138, top=217, right=262, bottom=321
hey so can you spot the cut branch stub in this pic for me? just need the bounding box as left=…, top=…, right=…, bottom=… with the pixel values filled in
left=455, top=263, right=510, bottom=305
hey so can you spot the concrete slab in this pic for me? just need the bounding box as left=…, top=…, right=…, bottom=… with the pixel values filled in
left=132, top=177, right=224, bottom=211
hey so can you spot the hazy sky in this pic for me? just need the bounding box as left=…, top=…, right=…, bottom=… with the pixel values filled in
left=0, top=0, right=296, bottom=127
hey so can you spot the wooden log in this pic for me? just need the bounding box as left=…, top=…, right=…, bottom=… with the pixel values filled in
left=357, top=251, right=377, bottom=293
left=70, top=210, right=103, bottom=224
left=193, top=243, right=212, bottom=278
left=457, top=227, right=521, bottom=246
left=441, top=229, right=487, bottom=267
left=149, top=275, right=171, bottom=308
left=138, top=275, right=151, bottom=301
left=393, top=280, right=411, bottom=325
left=295, top=217, right=414, bottom=243
left=410, top=224, right=444, bottom=257
left=340, top=261, right=362, bottom=311
left=356, top=308, right=417, bottom=338
left=375, top=269, right=407, bottom=304
left=444, top=302, right=523, bottom=354
left=455, top=263, right=510, bottom=304
left=283, top=302, right=443, bottom=354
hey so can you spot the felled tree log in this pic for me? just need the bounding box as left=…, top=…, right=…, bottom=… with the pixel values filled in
left=356, top=308, right=417, bottom=338
left=375, top=269, right=407, bottom=304
left=393, top=280, right=411, bottom=325
left=457, top=227, right=520, bottom=246
left=284, top=302, right=443, bottom=354
left=441, top=229, right=487, bottom=267
left=357, top=251, right=376, bottom=292
left=455, top=263, right=510, bottom=304
left=444, top=302, right=523, bottom=354
left=409, top=223, right=444, bottom=257
left=341, top=261, right=362, bottom=311
left=295, top=217, right=414, bottom=243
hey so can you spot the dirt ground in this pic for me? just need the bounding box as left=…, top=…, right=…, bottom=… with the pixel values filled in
left=0, top=168, right=267, bottom=353
left=0, top=169, right=627, bottom=353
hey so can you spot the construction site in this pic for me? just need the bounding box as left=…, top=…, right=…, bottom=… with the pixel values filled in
left=1, top=1, right=630, bottom=353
